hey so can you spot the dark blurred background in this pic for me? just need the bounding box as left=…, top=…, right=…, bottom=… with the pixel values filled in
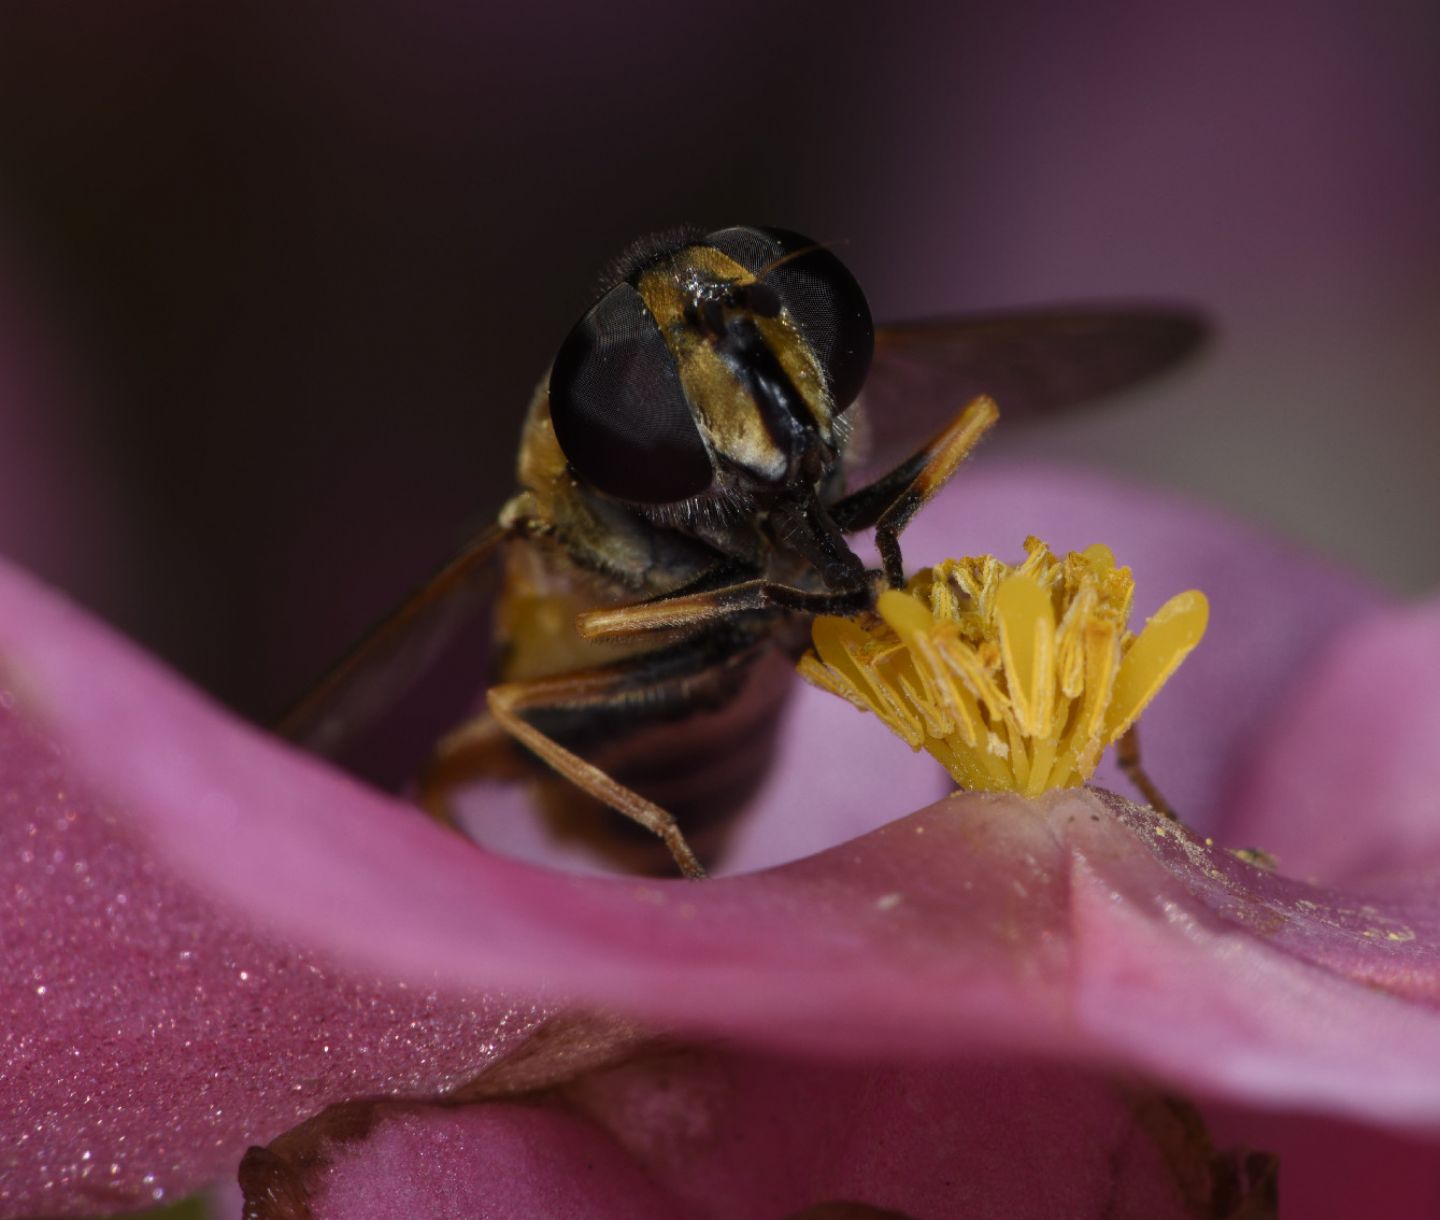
left=1, top=1, right=1437, bottom=723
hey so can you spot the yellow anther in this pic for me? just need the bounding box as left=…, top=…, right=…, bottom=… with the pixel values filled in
left=801, top=538, right=1207, bottom=795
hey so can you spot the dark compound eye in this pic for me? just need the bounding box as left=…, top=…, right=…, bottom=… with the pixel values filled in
left=735, top=280, right=782, bottom=318
left=704, top=225, right=874, bottom=411
left=549, top=282, right=715, bottom=503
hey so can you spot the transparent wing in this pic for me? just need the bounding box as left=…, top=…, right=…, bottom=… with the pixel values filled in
left=857, top=306, right=1207, bottom=473
left=274, top=523, right=508, bottom=773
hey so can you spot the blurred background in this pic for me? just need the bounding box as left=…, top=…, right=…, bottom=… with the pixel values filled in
left=1, top=0, right=1437, bottom=724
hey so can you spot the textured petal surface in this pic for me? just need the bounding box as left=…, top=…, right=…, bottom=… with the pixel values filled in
left=305, top=1104, right=689, bottom=1220
left=304, top=1051, right=1267, bottom=1220
left=1226, top=599, right=1440, bottom=885
left=0, top=699, right=544, bottom=1217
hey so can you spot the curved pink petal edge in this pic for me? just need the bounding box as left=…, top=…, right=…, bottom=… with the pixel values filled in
left=1227, top=599, right=1440, bottom=886
left=6, top=464, right=1437, bottom=1212
left=304, top=1051, right=1273, bottom=1220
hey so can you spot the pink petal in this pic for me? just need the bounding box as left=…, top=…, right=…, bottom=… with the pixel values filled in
left=1226, top=599, right=1440, bottom=885
left=1061, top=799, right=1440, bottom=1120
left=302, top=1051, right=1271, bottom=1220
left=304, top=1104, right=690, bottom=1220
left=0, top=697, right=545, bottom=1216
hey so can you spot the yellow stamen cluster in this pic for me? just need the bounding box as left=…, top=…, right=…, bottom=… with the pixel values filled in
left=799, top=538, right=1208, bottom=795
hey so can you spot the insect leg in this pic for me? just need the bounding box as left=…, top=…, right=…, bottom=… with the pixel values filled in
left=832, top=395, right=999, bottom=587
left=575, top=579, right=871, bottom=641
left=424, top=660, right=714, bottom=878
left=1115, top=723, right=1177, bottom=822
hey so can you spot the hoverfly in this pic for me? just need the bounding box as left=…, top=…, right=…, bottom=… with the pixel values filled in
left=278, top=225, right=1203, bottom=877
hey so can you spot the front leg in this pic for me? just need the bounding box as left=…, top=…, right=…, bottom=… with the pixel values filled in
left=575, top=577, right=875, bottom=641
left=833, top=395, right=999, bottom=587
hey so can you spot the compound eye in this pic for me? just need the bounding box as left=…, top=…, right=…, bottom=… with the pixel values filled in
left=704, top=225, right=874, bottom=411
left=548, top=282, right=715, bottom=503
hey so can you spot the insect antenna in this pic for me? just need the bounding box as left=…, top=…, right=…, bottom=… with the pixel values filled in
left=752, top=236, right=852, bottom=282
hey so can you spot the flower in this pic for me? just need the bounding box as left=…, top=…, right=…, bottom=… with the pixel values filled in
left=800, top=538, right=1208, bottom=795
left=7, top=457, right=1440, bottom=1217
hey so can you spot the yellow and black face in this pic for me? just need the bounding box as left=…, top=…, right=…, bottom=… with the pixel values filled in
left=547, top=226, right=873, bottom=506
